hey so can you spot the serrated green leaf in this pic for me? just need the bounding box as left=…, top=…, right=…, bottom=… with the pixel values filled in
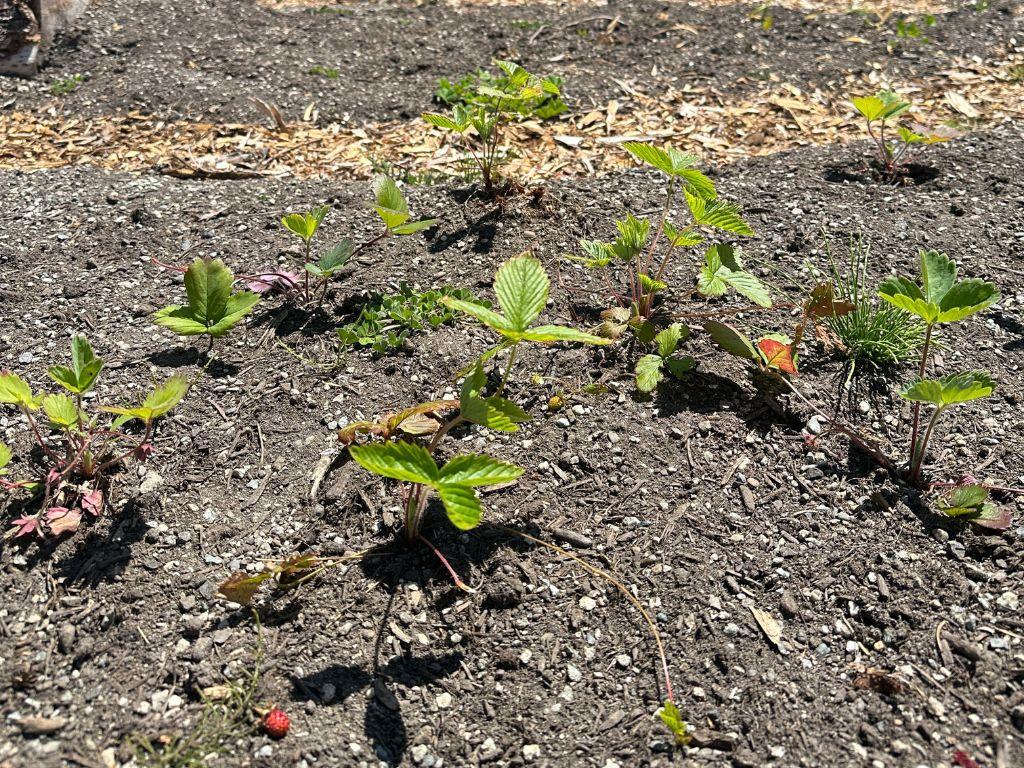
left=943, top=484, right=989, bottom=510
left=685, top=190, right=754, bottom=235
left=659, top=700, right=690, bottom=746
left=151, top=308, right=210, bottom=336
left=518, top=325, right=610, bottom=345
left=936, top=278, right=999, bottom=322
left=442, top=296, right=513, bottom=333
left=677, top=168, right=716, bottom=199
left=422, top=112, right=469, bottom=132
left=494, top=255, right=549, bottom=332
left=622, top=142, right=699, bottom=179
left=635, top=354, right=664, bottom=393
left=0, top=441, right=11, bottom=473
left=436, top=483, right=484, bottom=530
left=920, top=250, right=957, bottom=305
left=704, top=320, right=757, bottom=359
left=282, top=205, right=328, bottom=243
left=851, top=95, right=886, bottom=121
left=612, top=214, right=650, bottom=261
left=665, top=355, right=696, bottom=378
left=206, top=292, right=261, bottom=338
left=0, top=373, right=39, bottom=410
left=306, top=240, right=354, bottom=277
left=42, top=393, right=79, bottom=428
left=349, top=441, right=439, bottom=485
left=462, top=394, right=531, bottom=432
left=438, top=454, right=523, bottom=486
left=656, top=324, right=687, bottom=358
left=901, top=371, right=995, bottom=407
left=663, top=221, right=704, bottom=248
left=102, top=375, right=189, bottom=423
left=639, top=273, right=667, bottom=295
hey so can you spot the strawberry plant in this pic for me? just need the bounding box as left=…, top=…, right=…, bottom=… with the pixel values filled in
left=423, top=60, right=563, bottom=193
left=154, top=257, right=260, bottom=350
left=935, top=482, right=1009, bottom=530
left=878, top=249, right=999, bottom=482
left=1, top=336, right=188, bottom=539
left=850, top=90, right=948, bottom=182
left=442, top=254, right=609, bottom=389
left=264, top=177, right=437, bottom=305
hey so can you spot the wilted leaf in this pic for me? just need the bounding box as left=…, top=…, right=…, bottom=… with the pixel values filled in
left=757, top=337, right=798, bottom=375
left=217, top=571, right=273, bottom=605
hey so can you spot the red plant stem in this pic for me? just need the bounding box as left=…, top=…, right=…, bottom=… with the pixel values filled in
left=150, top=256, right=189, bottom=274
left=94, top=421, right=153, bottom=475
left=494, top=523, right=675, bottom=703
left=350, top=229, right=390, bottom=260
left=773, top=374, right=898, bottom=474
left=417, top=533, right=475, bottom=592
left=22, top=408, right=61, bottom=463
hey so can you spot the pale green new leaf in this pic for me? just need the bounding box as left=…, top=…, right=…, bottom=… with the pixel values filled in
left=656, top=324, right=687, bottom=358
left=659, top=700, right=691, bottom=747
left=438, top=454, right=523, bottom=487
left=920, top=250, right=957, bottom=304
left=282, top=205, right=328, bottom=243
left=0, top=441, right=11, bottom=473
left=206, top=292, right=261, bottom=337
left=373, top=175, right=410, bottom=230
left=635, top=354, right=665, bottom=393
left=102, top=375, right=190, bottom=423
left=851, top=96, right=886, bottom=121
left=494, top=255, right=549, bottom=332
left=348, top=440, right=439, bottom=485
left=391, top=218, right=438, bottom=236
left=436, top=483, right=484, bottom=530
left=461, top=394, right=530, bottom=432
left=0, top=373, right=39, bottom=410
left=685, top=190, right=754, bottom=235
left=49, top=334, right=103, bottom=394
left=936, top=279, right=999, bottom=322
left=42, top=394, right=79, bottom=429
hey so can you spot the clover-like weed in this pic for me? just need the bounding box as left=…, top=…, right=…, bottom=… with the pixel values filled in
left=1, top=336, right=188, bottom=539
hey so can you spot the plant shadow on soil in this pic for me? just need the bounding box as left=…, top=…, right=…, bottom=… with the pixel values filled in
left=147, top=345, right=242, bottom=378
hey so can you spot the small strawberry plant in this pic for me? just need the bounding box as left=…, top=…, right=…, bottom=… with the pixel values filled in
left=254, top=177, right=437, bottom=305
left=154, top=257, right=260, bottom=350
left=423, top=60, right=563, bottom=194
left=850, top=90, right=948, bottom=182
left=1, top=336, right=188, bottom=539
left=442, top=254, right=609, bottom=389
left=878, top=249, right=999, bottom=482
left=634, top=324, right=695, bottom=393
left=935, top=481, right=1009, bottom=530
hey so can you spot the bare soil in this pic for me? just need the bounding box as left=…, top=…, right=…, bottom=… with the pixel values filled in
left=1, top=2, right=1023, bottom=768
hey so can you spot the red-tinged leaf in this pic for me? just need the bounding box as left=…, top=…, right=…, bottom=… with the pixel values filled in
left=133, top=443, right=154, bottom=462
left=46, top=507, right=82, bottom=536
left=970, top=505, right=1011, bottom=531
left=757, top=338, right=798, bottom=375
left=952, top=750, right=980, bottom=768
left=10, top=515, right=42, bottom=538
left=217, top=571, right=273, bottom=605
left=805, top=283, right=856, bottom=319
left=246, top=270, right=302, bottom=294
left=81, top=489, right=104, bottom=517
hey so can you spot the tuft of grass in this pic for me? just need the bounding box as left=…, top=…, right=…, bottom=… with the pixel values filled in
left=50, top=74, right=85, bottom=95
left=308, top=65, right=340, bottom=79
left=131, top=616, right=265, bottom=768
left=826, top=235, right=925, bottom=369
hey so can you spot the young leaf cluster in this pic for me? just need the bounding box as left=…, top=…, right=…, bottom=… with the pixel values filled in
left=1, top=336, right=188, bottom=539
left=154, top=258, right=260, bottom=347
left=850, top=89, right=948, bottom=181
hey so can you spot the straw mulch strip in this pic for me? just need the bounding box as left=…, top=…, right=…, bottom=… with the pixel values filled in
left=1, top=57, right=1020, bottom=181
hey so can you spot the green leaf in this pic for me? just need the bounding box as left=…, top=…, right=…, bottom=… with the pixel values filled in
left=0, top=373, right=39, bottom=410
left=494, top=255, right=549, bottom=332
left=391, top=218, right=438, bottom=236
left=851, top=95, right=887, bottom=121
left=373, top=175, right=411, bottom=230
left=573, top=239, right=615, bottom=268
left=685, top=191, right=754, bottom=235
left=348, top=441, right=439, bottom=485
left=102, top=375, right=190, bottom=423
left=612, top=213, right=651, bottom=261
left=704, top=320, right=757, bottom=359
left=441, top=296, right=513, bottom=333
left=154, top=258, right=259, bottom=339
left=438, top=454, right=524, bottom=486
left=42, top=393, right=79, bottom=428
left=943, top=484, right=989, bottom=510
left=656, top=324, right=687, bottom=358
left=282, top=205, right=328, bottom=243
left=306, top=240, right=354, bottom=277
left=936, top=278, right=999, bottom=322
left=697, top=247, right=728, bottom=298
left=658, top=700, right=690, bottom=747
left=663, top=221, right=704, bottom=248
left=50, top=335, right=103, bottom=394
left=622, top=142, right=699, bottom=178
left=436, top=483, right=484, bottom=530
left=677, top=169, right=716, bottom=199
left=937, top=484, right=1009, bottom=530
left=901, top=371, right=995, bottom=407
left=698, top=245, right=771, bottom=307
left=462, top=394, right=531, bottom=432
left=639, top=273, right=667, bottom=295
left=635, top=354, right=664, bottom=393
left=920, top=250, right=957, bottom=305
left=517, top=325, right=610, bottom=345
left=422, top=112, right=469, bottom=132
left=665, top=356, right=696, bottom=378
left=0, top=441, right=11, bottom=473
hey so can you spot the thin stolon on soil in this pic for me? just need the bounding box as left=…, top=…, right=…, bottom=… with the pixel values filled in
left=1, top=1, right=1024, bottom=767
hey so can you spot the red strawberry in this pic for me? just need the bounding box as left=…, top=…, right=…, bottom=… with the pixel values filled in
left=262, top=707, right=290, bottom=739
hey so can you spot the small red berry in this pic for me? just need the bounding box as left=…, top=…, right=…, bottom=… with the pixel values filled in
left=262, top=708, right=290, bottom=739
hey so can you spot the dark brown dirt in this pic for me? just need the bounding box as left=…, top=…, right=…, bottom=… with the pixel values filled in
left=0, top=0, right=1020, bottom=123
left=2, top=2, right=1024, bottom=768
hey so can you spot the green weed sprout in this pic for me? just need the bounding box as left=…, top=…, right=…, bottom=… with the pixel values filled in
left=850, top=90, right=948, bottom=181
left=154, top=258, right=260, bottom=349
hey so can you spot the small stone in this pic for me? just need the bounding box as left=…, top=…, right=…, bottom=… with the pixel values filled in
left=926, top=696, right=945, bottom=718
left=997, top=591, right=1019, bottom=611
left=579, top=596, right=597, bottom=611
left=567, top=664, right=582, bottom=683
left=139, top=471, right=164, bottom=495
left=411, top=744, right=429, bottom=764
left=435, top=692, right=452, bottom=709
left=522, top=744, right=541, bottom=762
left=615, top=654, right=632, bottom=668
left=478, top=738, right=500, bottom=761
left=58, top=623, right=76, bottom=654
